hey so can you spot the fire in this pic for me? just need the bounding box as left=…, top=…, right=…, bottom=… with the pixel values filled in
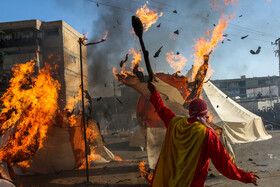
left=210, top=0, right=238, bottom=11
left=102, top=30, right=109, bottom=40
left=169, top=33, right=178, bottom=40
left=78, top=149, right=100, bottom=169
left=114, top=155, right=123, bottom=162
left=86, top=127, right=98, bottom=143
left=192, top=14, right=232, bottom=79
left=113, top=66, right=133, bottom=80
left=65, top=87, right=82, bottom=114
left=128, top=48, right=142, bottom=70
left=135, top=1, right=163, bottom=32
left=0, top=60, right=60, bottom=165
left=139, top=161, right=153, bottom=183
left=166, top=51, right=187, bottom=73
left=113, top=48, right=143, bottom=80
left=228, top=153, right=235, bottom=164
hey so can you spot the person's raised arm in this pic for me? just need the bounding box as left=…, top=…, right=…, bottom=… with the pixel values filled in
left=208, top=129, right=259, bottom=185
left=148, top=82, right=175, bottom=128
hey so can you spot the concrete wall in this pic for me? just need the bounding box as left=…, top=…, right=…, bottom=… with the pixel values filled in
left=62, top=21, right=88, bottom=104
left=0, top=19, right=89, bottom=110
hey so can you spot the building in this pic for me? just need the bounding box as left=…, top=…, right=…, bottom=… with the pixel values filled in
left=0, top=20, right=88, bottom=110
left=212, top=75, right=280, bottom=100
left=212, top=75, right=280, bottom=128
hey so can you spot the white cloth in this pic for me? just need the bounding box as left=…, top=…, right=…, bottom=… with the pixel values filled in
left=146, top=127, right=166, bottom=169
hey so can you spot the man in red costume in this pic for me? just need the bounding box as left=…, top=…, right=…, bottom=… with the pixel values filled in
left=147, top=82, right=259, bottom=187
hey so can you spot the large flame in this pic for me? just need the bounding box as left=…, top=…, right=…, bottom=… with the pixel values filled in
left=166, top=51, right=187, bottom=72
left=0, top=60, right=60, bottom=164
left=136, top=1, right=163, bottom=32
left=192, top=14, right=232, bottom=79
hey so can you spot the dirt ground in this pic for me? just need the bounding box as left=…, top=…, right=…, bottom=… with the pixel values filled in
left=15, top=130, right=280, bottom=187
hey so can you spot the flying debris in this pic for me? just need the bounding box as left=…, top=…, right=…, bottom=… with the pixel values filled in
left=97, top=97, right=102, bottom=102
left=173, top=10, right=177, bottom=14
left=96, top=3, right=99, bottom=7
left=174, top=30, right=179, bottom=35
left=157, top=23, right=161, bottom=28
left=223, top=34, right=228, bottom=37
left=213, top=24, right=216, bottom=27
left=120, top=53, right=129, bottom=67
left=176, top=52, right=180, bottom=55
left=250, top=46, right=261, bottom=55
left=239, top=15, right=243, bottom=17
left=104, top=83, right=107, bottom=87
left=221, top=40, right=224, bottom=44
left=154, top=46, right=163, bottom=58
left=241, top=35, right=248, bottom=39
left=227, top=39, right=231, bottom=41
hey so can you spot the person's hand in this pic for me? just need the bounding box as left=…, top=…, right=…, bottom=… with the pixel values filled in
left=147, top=81, right=156, bottom=94
left=252, top=174, right=260, bottom=186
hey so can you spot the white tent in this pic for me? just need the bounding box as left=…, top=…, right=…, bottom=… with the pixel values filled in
left=202, top=81, right=272, bottom=144
left=126, top=75, right=271, bottom=169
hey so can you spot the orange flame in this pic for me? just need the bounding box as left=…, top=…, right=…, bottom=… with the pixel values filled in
left=102, top=30, right=109, bottom=40
left=136, top=1, right=163, bottom=32
left=0, top=60, right=60, bottom=164
left=114, top=155, right=123, bottom=162
left=65, top=87, right=82, bottom=113
left=128, top=48, right=142, bottom=69
left=78, top=148, right=101, bottom=169
left=210, top=0, right=238, bottom=11
left=113, top=66, right=133, bottom=80
left=86, top=127, right=98, bottom=142
left=113, top=48, right=143, bottom=79
left=166, top=51, right=187, bottom=72
left=169, top=33, right=178, bottom=40
left=228, top=153, right=235, bottom=164
left=192, top=14, right=232, bottom=79
left=139, top=161, right=153, bottom=183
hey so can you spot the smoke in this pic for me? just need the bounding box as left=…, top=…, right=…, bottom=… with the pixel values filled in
left=85, top=0, right=235, bottom=97
left=86, top=2, right=135, bottom=97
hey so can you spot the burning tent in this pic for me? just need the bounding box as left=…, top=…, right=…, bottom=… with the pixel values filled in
left=0, top=60, right=115, bottom=175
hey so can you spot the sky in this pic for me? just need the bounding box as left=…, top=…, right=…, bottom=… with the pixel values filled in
left=0, top=0, right=279, bottom=96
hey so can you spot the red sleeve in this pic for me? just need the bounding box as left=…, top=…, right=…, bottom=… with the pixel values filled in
left=149, top=90, right=176, bottom=128
left=208, top=129, right=254, bottom=184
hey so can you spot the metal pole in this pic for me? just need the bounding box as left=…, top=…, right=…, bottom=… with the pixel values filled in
left=278, top=39, right=280, bottom=77
left=79, top=37, right=90, bottom=183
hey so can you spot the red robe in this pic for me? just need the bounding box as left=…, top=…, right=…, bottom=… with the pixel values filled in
left=149, top=90, right=254, bottom=186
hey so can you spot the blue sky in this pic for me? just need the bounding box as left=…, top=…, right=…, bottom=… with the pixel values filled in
left=1, top=0, right=279, bottom=88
